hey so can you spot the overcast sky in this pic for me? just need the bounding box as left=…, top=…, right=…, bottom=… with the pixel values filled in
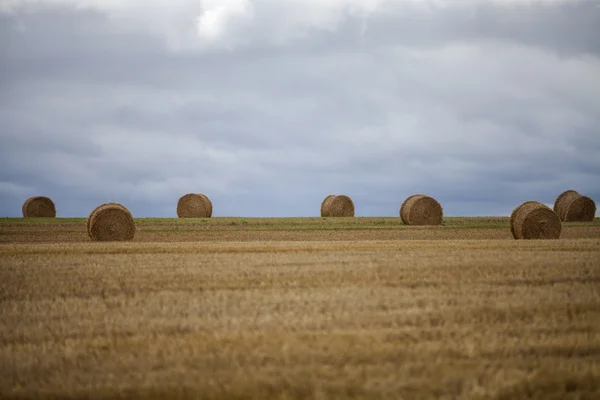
left=1, top=0, right=599, bottom=217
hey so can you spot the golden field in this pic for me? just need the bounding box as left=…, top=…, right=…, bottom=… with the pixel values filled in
left=1, top=217, right=599, bottom=399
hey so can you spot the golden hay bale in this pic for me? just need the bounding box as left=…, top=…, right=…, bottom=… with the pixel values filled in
left=321, top=194, right=354, bottom=217
left=399, top=194, right=443, bottom=225
left=86, top=202, right=130, bottom=237
left=553, top=190, right=596, bottom=222
left=22, top=196, right=56, bottom=218
left=87, top=203, right=135, bottom=241
left=511, top=201, right=561, bottom=240
left=177, top=193, right=212, bottom=218
left=320, top=195, right=335, bottom=217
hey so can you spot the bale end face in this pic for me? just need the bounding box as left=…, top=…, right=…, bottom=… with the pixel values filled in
left=320, top=195, right=335, bottom=217
left=87, top=203, right=135, bottom=241
left=553, top=190, right=579, bottom=216
left=511, top=201, right=561, bottom=240
left=510, top=200, right=538, bottom=239
left=22, top=196, right=56, bottom=218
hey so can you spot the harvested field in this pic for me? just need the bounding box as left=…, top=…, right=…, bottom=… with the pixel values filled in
left=1, top=217, right=600, bottom=399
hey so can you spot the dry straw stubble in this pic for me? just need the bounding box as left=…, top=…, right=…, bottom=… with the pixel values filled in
left=22, top=196, right=56, bottom=218
left=511, top=201, right=561, bottom=240
left=400, top=194, right=443, bottom=225
left=553, top=190, right=596, bottom=222
left=321, top=195, right=355, bottom=217
left=87, top=203, right=135, bottom=241
left=177, top=193, right=213, bottom=218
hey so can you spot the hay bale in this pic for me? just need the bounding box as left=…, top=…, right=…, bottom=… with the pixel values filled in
left=87, top=202, right=130, bottom=237
left=553, top=190, right=596, bottom=222
left=177, top=193, right=212, bottom=218
left=320, top=195, right=335, bottom=217
left=22, top=196, right=56, bottom=218
left=399, top=194, right=443, bottom=225
left=511, top=201, right=561, bottom=240
left=87, top=203, right=135, bottom=241
left=321, top=194, right=354, bottom=217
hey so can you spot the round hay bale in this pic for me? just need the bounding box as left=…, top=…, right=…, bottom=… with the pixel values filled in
left=511, top=201, right=561, bottom=240
left=22, top=196, right=56, bottom=218
left=553, top=190, right=596, bottom=222
left=399, top=194, right=443, bottom=225
left=87, top=203, right=135, bottom=241
left=87, top=202, right=130, bottom=237
left=320, top=195, right=335, bottom=217
left=321, top=195, right=354, bottom=217
left=177, top=193, right=212, bottom=218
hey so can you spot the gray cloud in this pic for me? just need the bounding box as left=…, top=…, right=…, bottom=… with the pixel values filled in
left=1, top=1, right=599, bottom=217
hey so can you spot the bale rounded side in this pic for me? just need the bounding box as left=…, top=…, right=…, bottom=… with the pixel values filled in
left=22, top=196, right=56, bottom=218
left=88, top=203, right=135, bottom=241
left=511, top=201, right=561, bottom=240
left=177, top=193, right=212, bottom=218
left=400, top=194, right=443, bottom=225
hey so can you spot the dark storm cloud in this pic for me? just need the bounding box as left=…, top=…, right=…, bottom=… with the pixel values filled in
left=1, top=1, right=599, bottom=217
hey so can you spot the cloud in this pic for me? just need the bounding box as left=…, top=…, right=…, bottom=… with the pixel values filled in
left=3, top=0, right=598, bottom=52
left=0, top=0, right=599, bottom=217
left=195, top=0, right=253, bottom=43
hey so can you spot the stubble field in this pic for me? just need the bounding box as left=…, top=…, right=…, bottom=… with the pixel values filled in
left=1, top=217, right=600, bottom=399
